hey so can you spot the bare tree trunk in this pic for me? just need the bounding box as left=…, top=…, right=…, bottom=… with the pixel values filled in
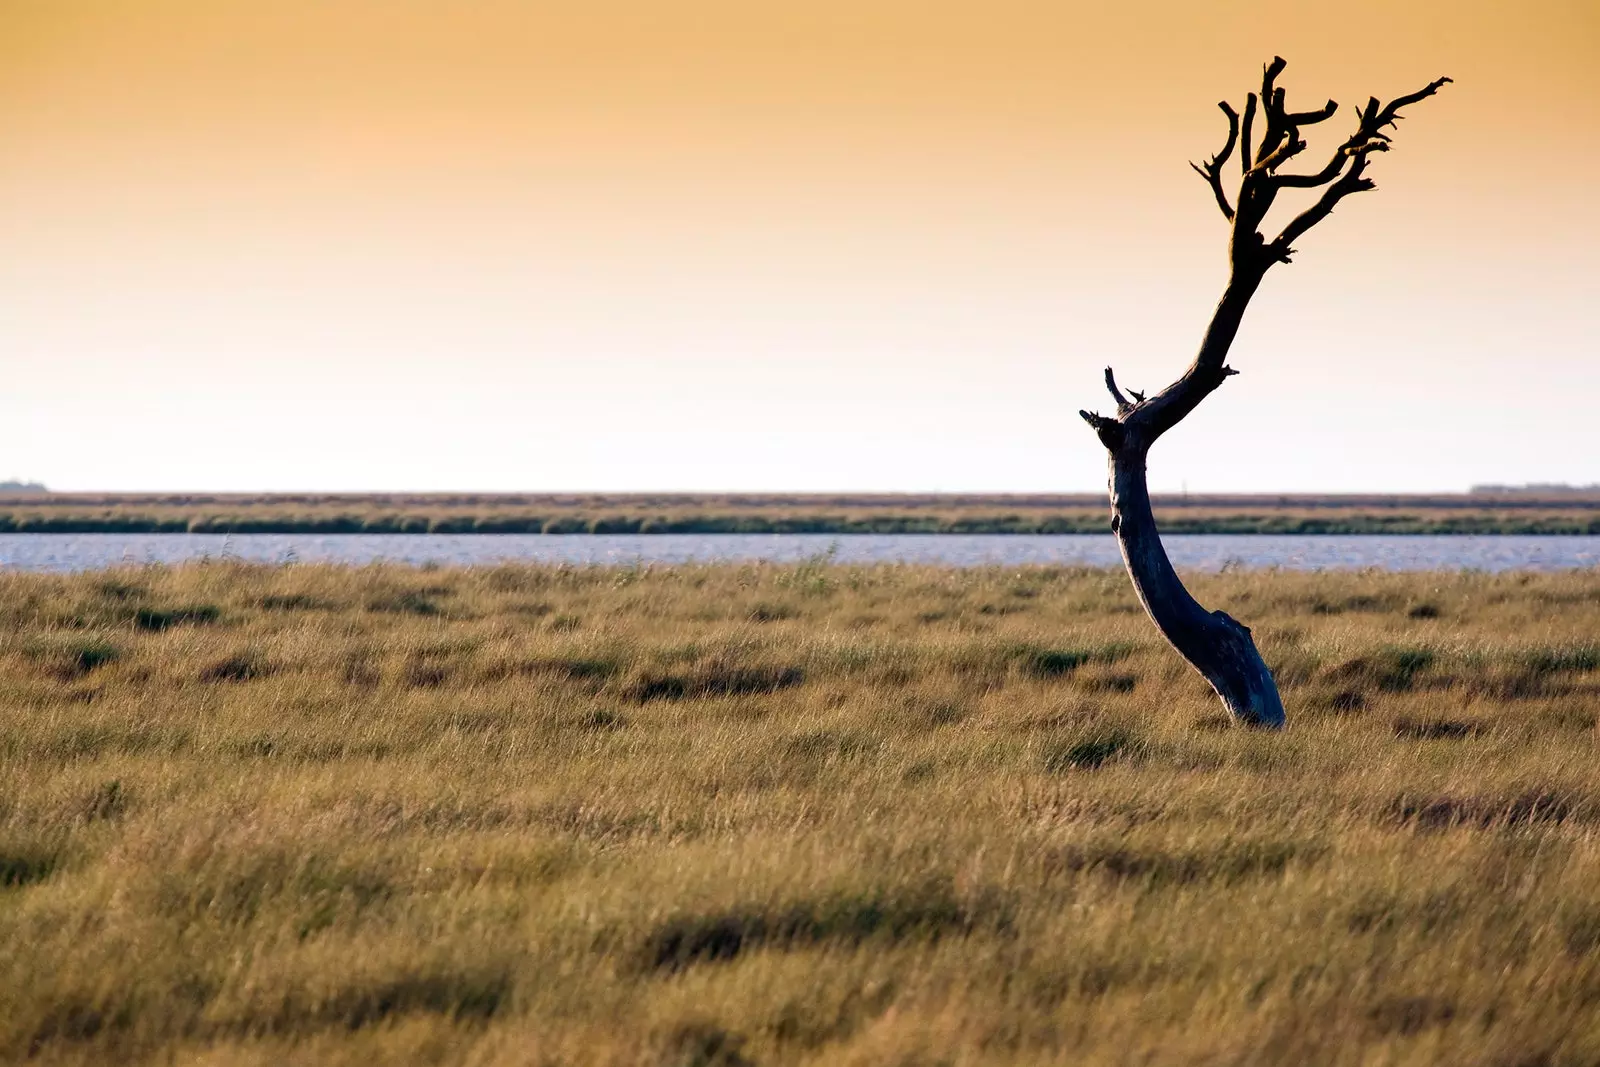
left=1088, top=270, right=1284, bottom=728
left=1108, top=446, right=1284, bottom=726
left=1079, top=58, right=1448, bottom=729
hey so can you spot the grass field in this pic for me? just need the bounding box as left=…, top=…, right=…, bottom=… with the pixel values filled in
left=4, top=560, right=1600, bottom=1065
left=5, top=491, right=1600, bottom=535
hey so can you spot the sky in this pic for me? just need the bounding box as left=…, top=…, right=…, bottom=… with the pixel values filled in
left=0, top=0, right=1595, bottom=493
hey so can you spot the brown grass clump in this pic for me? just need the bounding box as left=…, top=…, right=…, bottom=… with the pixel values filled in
left=2, top=561, right=1600, bottom=1065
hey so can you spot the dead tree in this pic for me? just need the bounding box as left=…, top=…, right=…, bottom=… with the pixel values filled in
left=1079, top=58, right=1449, bottom=728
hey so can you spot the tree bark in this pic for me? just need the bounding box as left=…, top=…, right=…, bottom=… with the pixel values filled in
left=1107, top=444, right=1284, bottom=727
left=1086, top=268, right=1285, bottom=729
left=1079, top=59, right=1448, bottom=730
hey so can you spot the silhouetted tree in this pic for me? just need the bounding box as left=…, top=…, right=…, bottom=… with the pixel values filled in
left=1080, top=58, right=1449, bottom=728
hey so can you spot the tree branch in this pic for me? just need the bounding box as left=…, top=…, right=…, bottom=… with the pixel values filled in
left=1104, top=366, right=1142, bottom=415
left=1270, top=161, right=1376, bottom=258
left=1253, top=58, right=1289, bottom=166
left=1078, top=409, right=1125, bottom=450
left=1248, top=131, right=1308, bottom=176
left=1376, top=76, right=1453, bottom=128
left=1239, top=93, right=1257, bottom=176
left=1189, top=101, right=1239, bottom=221
left=1285, top=100, right=1339, bottom=125
left=1268, top=74, right=1451, bottom=258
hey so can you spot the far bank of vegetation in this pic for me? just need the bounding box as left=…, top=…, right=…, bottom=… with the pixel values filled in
left=4, top=492, right=1600, bottom=535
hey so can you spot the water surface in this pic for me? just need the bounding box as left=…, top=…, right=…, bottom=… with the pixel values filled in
left=2, top=533, right=1599, bottom=573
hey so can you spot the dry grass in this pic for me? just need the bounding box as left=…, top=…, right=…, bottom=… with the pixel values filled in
left=2, top=560, right=1599, bottom=1065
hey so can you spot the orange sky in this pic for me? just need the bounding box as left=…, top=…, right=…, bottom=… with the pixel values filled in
left=1, top=0, right=1596, bottom=491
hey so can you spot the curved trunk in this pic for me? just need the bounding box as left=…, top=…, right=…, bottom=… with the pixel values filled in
left=1108, top=442, right=1284, bottom=728
left=1083, top=269, right=1286, bottom=728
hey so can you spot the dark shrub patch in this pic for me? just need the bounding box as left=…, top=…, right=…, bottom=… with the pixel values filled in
left=201, top=652, right=271, bottom=683
left=1393, top=717, right=1481, bottom=741
left=1407, top=603, right=1441, bottom=619
left=134, top=604, right=221, bottom=631
left=526, top=657, right=620, bottom=682
left=234, top=737, right=280, bottom=759
left=1520, top=645, right=1600, bottom=674
left=578, top=708, right=627, bottom=731
left=922, top=702, right=967, bottom=727
left=342, top=652, right=381, bottom=687
left=1395, top=716, right=1478, bottom=742
left=747, top=603, right=798, bottom=622
left=780, top=729, right=879, bottom=762
left=1386, top=790, right=1580, bottom=831
left=628, top=665, right=805, bottom=703
left=67, top=640, right=120, bottom=675
left=1014, top=642, right=1135, bottom=679
left=1323, top=690, right=1368, bottom=714
left=1042, top=730, right=1141, bottom=772
left=365, top=591, right=444, bottom=616
left=1084, top=673, right=1138, bottom=693
left=663, top=1023, right=756, bottom=1067
left=1562, top=908, right=1600, bottom=957
left=1377, top=648, right=1435, bottom=691
left=258, top=594, right=330, bottom=612
left=1310, top=594, right=1397, bottom=616
left=1047, top=839, right=1319, bottom=888
left=1345, top=889, right=1466, bottom=937
left=630, top=674, right=688, bottom=702
left=1329, top=647, right=1436, bottom=693
left=1368, top=996, right=1456, bottom=1036
left=94, top=579, right=147, bottom=602
left=82, top=779, right=129, bottom=821
left=702, top=665, right=805, bottom=696
left=403, top=661, right=452, bottom=688
left=33, top=638, right=122, bottom=679
left=1023, top=649, right=1089, bottom=677
left=0, top=843, right=60, bottom=888
left=639, top=881, right=1005, bottom=972
left=241, top=965, right=510, bottom=1033
left=27, top=997, right=134, bottom=1049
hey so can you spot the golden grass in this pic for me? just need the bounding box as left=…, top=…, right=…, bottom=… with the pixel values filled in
left=2, top=561, right=1599, bottom=1065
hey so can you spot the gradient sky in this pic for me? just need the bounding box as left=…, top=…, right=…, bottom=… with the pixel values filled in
left=1, top=0, right=1595, bottom=493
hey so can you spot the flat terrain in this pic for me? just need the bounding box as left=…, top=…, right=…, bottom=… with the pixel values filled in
left=3, top=561, right=1600, bottom=1065
left=5, top=491, right=1600, bottom=534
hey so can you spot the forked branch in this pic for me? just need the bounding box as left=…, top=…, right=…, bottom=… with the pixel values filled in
left=1268, top=76, right=1451, bottom=260
left=1190, top=102, right=1240, bottom=220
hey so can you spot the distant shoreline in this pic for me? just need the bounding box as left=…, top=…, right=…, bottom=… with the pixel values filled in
left=3, top=492, right=1600, bottom=535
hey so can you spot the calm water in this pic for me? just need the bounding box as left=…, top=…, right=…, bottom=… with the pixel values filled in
left=1, top=533, right=1599, bottom=573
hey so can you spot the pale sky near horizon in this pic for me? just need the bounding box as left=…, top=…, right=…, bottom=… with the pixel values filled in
left=1, top=0, right=1595, bottom=493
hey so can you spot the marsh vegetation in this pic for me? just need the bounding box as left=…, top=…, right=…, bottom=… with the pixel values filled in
left=5, top=491, right=1600, bottom=535
left=3, top=561, right=1599, bottom=1064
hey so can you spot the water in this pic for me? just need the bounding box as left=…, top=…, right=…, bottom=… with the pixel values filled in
left=1, top=533, right=1598, bottom=573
